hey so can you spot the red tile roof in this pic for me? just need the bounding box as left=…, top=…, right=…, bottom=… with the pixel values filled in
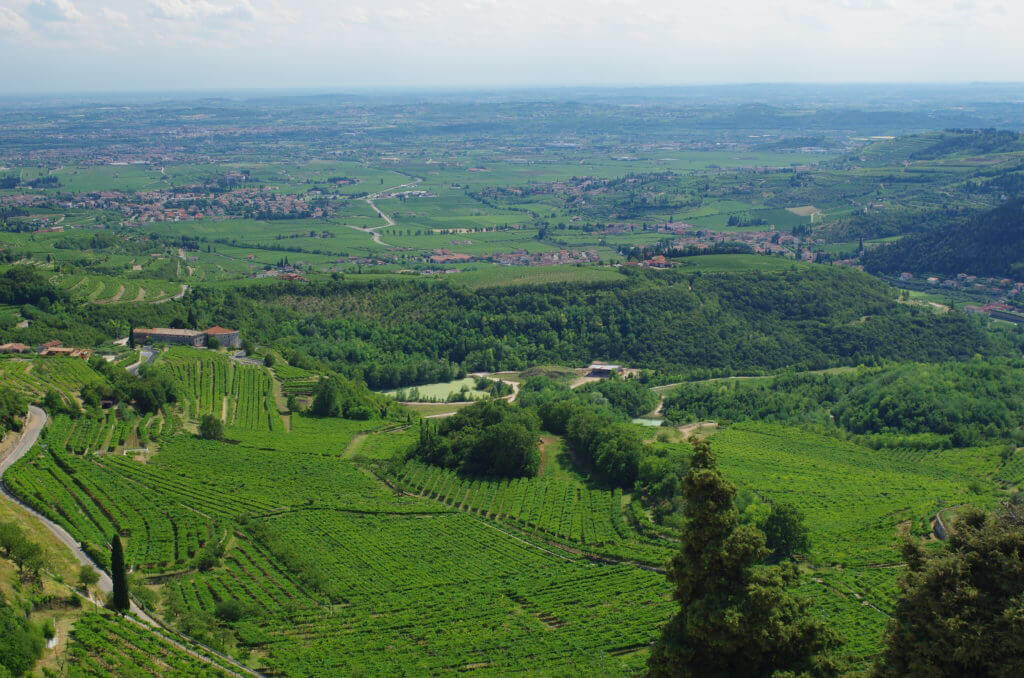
left=204, top=326, right=237, bottom=335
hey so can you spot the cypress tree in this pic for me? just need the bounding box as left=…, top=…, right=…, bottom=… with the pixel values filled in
left=874, top=504, right=1024, bottom=676
left=647, top=437, right=838, bottom=678
left=110, top=534, right=130, bottom=613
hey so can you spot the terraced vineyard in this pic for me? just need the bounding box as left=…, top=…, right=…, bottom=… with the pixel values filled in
left=154, top=347, right=282, bottom=431
left=400, top=460, right=626, bottom=544
left=179, top=509, right=672, bottom=676
left=271, top=363, right=320, bottom=398
left=6, top=441, right=217, bottom=570
left=0, top=356, right=107, bottom=408
left=48, top=272, right=184, bottom=304
left=67, top=611, right=229, bottom=677
left=712, top=423, right=1002, bottom=566
left=6, top=347, right=1003, bottom=674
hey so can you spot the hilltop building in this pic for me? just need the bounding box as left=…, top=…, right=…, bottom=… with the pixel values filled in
left=132, top=326, right=240, bottom=349
left=132, top=328, right=205, bottom=347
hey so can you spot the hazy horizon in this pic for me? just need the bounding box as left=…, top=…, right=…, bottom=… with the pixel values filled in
left=3, top=0, right=1024, bottom=94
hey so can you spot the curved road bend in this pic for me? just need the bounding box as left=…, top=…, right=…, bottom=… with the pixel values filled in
left=0, top=406, right=261, bottom=678
left=126, top=347, right=157, bottom=376
left=154, top=283, right=189, bottom=304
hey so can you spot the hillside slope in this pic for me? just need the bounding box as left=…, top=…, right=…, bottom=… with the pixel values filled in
left=862, top=198, right=1024, bottom=277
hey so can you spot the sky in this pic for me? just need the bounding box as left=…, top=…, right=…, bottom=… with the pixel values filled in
left=0, top=0, right=1022, bottom=93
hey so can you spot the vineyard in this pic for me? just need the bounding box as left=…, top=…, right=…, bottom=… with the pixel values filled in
left=4, top=346, right=1004, bottom=675
left=40, top=410, right=160, bottom=455
left=66, top=611, right=229, bottom=677
left=271, top=363, right=320, bottom=398
left=48, top=272, right=184, bottom=304
left=399, top=460, right=625, bottom=544
left=712, top=422, right=1003, bottom=566
left=0, top=356, right=106, bottom=408
left=154, top=348, right=282, bottom=431
left=5, top=437, right=217, bottom=570
left=171, top=508, right=673, bottom=676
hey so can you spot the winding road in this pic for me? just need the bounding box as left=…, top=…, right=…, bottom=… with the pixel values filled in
left=1, top=407, right=118, bottom=600
left=126, top=347, right=157, bottom=376
left=154, top=283, right=189, bottom=305
left=0, top=406, right=261, bottom=677
left=343, top=178, right=422, bottom=248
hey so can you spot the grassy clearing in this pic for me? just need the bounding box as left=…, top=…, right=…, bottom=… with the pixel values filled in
left=384, top=377, right=489, bottom=401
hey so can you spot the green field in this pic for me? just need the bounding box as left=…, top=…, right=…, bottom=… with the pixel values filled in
left=384, top=376, right=490, bottom=401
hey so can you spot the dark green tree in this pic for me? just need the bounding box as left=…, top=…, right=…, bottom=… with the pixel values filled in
left=761, top=502, right=811, bottom=561
left=42, top=389, right=64, bottom=414
left=199, top=414, right=224, bottom=441
left=78, top=564, right=99, bottom=590
left=647, top=437, right=837, bottom=678
left=110, top=534, right=130, bottom=613
left=0, top=596, right=44, bottom=677
left=874, top=504, right=1024, bottom=677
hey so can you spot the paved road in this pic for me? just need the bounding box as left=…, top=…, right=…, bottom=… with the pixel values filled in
left=0, top=407, right=117, bottom=597
left=345, top=178, right=422, bottom=248
left=154, top=283, right=189, bottom=304
left=0, top=406, right=261, bottom=677
left=126, top=347, right=157, bottom=376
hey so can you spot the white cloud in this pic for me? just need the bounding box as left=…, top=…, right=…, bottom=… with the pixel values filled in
left=25, top=0, right=84, bottom=24
left=0, top=7, right=30, bottom=33
left=4, top=0, right=1024, bottom=90
left=147, top=0, right=255, bottom=22
left=100, top=6, right=129, bottom=27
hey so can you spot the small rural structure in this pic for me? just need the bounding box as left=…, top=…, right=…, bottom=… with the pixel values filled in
left=132, top=326, right=241, bottom=348
left=587, top=363, right=622, bottom=377
left=0, top=342, right=29, bottom=353
left=39, top=346, right=93, bottom=359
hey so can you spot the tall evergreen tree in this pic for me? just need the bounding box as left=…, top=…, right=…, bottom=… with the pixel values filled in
left=110, top=534, right=130, bottom=613
left=647, top=437, right=837, bottom=678
left=874, top=503, right=1024, bottom=677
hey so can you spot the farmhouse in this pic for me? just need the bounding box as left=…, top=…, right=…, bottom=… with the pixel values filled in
left=132, top=328, right=205, bottom=347
left=587, top=363, right=622, bottom=377
left=0, top=342, right=29, bottom=353
left=203, top=326, right=241, bottom=349
left=132, top=326, right=241, bottom=348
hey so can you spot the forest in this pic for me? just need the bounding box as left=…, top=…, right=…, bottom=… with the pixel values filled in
left=862, top=198, right=1024, bottom=277
left=663, top=360, right=1024, bottom=447
left=223, top=267, right=992, bottom=388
